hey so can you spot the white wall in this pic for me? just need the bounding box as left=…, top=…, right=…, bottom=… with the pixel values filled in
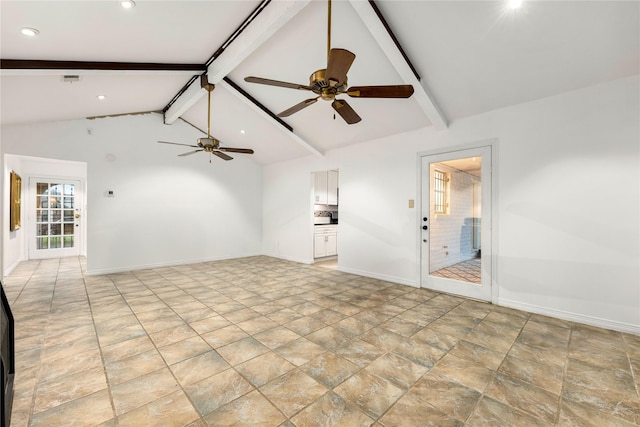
left=262, top=75, right=640, bottom=333
left=1, top=113, right=263, bottom=274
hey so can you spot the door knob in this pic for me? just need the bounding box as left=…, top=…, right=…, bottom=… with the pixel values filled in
left=74, top=214, right=81, bottom=219
left=422, top=225, right=428, bottom=230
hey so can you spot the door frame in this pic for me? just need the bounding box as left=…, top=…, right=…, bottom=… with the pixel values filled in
left=416, top=139, right=499, bottom=303
left=26, top=175, right=87, bottom=260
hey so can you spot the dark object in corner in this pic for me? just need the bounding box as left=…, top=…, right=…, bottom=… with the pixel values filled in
left=0, top=281, right=15, bottom=427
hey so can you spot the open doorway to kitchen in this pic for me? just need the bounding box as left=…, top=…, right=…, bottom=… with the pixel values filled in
left=420, top=146, right=492, bottom=301
left=312, top=170, right=338, bottom=265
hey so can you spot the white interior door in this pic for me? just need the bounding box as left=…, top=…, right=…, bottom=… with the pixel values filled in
left=420, top=146, right=492, bottom=301
left=28, top=178, right=83, bottom=259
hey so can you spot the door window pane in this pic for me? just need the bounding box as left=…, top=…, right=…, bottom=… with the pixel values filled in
left=37, top=237, right=48, bottom=250
left=64, top=237, right=74, bottom=248
left=50, top=237, right=61, bottom=249
left=63, top=184, right=74, bottom=196
left=37, top=224, right=48, bottom=236
left=63, top=224, right=74, bottom=235
left=36, top=210, right=48, bottom=222
left=430, top=157, right=482, bottom=285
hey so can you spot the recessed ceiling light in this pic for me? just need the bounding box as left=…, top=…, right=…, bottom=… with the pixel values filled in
left=240, top=130, right=246, bottom=135
left=120, top=0, right=135, bottom=9
left=20, top=27, right=40, bottom=37
left=97, top=95, right=106, bottom=100
left=509, top=0, right=522, bottom=9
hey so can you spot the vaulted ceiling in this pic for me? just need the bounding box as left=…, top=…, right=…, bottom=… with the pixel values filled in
left=2, top=1, right=638, bottom=164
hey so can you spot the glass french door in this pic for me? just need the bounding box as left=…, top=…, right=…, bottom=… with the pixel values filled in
left=420, top=146, right=493, bottom=301
left=29, top=179, right=82, bottom=259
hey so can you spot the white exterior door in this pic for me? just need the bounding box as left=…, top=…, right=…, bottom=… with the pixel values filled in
left=28, top=178, right=83, bottom=259
left=420, top=146, right=493, bottom=301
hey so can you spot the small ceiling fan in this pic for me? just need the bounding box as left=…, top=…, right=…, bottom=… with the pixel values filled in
left=244, top=0, right=414, bottom=124
left=158, top=75, right=254, bottom=162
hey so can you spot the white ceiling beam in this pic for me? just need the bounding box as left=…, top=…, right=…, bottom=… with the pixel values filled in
left=348, top=1, right=448, bottom=130
left=219, top=79, right=323, bottom=157
left=164, top=0, right=312, bottom=125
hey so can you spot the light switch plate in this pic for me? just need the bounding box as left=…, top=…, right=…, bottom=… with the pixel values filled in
left=408, top=199, right=414, bottom=208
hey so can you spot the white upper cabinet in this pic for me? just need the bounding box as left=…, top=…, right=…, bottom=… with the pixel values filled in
left=314, top=170, right=338, bottom=205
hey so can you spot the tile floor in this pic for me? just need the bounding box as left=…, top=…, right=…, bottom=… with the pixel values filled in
left=431, top=258, right=482, bottom=284
left=3, top=256, right=640, bottom=426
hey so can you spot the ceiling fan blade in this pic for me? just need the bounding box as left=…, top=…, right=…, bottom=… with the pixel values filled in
left=213, top=151, right=233, bottom=161
left=278, top=98, right=319, bottom=117
left=178, top=150, right=203, bottom=157
left=158, top=140, right=199, bottom=148
left=218, top=147, right=254, bottom=154
left=332, top=99, right=362, bottom=124
left=346, top=85, right=415, bottom=98
left=244, top=76, right=312, bottom=91
left=326, top=49, right=356, bottom=86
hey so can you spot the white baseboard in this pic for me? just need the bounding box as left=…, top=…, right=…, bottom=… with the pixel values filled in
left=262, top=252, right=314, bottom=265
left=84, top=252, right=263, bottom=276
left=499, top=298, right=640, bottom=335
left=2, top=256, right=24, bottom=279
left=338, top=266, right=418, bottom=288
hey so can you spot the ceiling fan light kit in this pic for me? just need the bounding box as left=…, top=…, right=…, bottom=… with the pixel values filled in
left=244, top=0, right=415, bottom=125
left=158, top=74, right=254, bottom=163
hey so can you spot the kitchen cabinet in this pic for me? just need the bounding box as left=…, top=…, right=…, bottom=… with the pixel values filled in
left=314, top=225, right=337, bottom=258
left=314, top=170, right=338, bottom=205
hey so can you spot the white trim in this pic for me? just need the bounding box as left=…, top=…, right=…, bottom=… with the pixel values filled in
left=262, top=252, right=314, bottom=266
left=500, top=298, right=640, bottom=336
left=417, top=140, right=498, bottom=302
left=339, top=265, right=418, bottom=288
left=85, top=252, right=263, bottom=276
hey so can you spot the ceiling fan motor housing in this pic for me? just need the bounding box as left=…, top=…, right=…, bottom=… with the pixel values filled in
left=198, top=137, right=220, bottom=150
left=310, top=69, right=347, bottom=101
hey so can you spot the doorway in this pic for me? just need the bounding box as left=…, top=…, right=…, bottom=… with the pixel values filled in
left=28, top=178, right=83, bottom=259
left=420, top=146, right=493, bottom=301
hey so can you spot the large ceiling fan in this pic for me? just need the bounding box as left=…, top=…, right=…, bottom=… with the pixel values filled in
left=158, top=75, right=254, bottom=162
left=244, top=0, right=414, bottom=124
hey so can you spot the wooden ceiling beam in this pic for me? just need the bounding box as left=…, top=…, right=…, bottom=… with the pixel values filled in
left=0, top=59, right=204, bottom=76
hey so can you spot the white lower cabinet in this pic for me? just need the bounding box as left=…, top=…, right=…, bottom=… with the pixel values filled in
left=314, top=225, right=337, bottom=258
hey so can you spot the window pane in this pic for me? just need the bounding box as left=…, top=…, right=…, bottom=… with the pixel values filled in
left=50, top=224, right=61, bottom=236
left=63, top=224, right=74, bottom=235
left=36, top=210, right=48, bottom=222
left=64, top=210, right=74, bottom=222
left=50, top=236, right=62, bottom=249
left=49, top=197, right=61, bottom=208
left=63, top=197, right=74, bottom=209
left=37, top=237, right=48, bottom=250
left=63, top=236, right=74, bottom=248
left=37, top=224, right=48, bottom=236
left=37, top=183, right=49, bottom=195
left=63, top=184, right=74, bottom=196
left=37, top=196, right=48, bottom=209
left=50, top=184, right=62, bottom=195
left=50, top=210, right=61, bottom=223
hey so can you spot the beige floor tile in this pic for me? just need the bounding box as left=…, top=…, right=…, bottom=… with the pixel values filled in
left=170, top=350, right=231, bottom=386
left=111, top=368, right=180, bottom=416
left=184, top=367, right=254, bottom=416
left=158, top=336, right=212, bottom=365
left=259, top=370, right=327, bottom=417
left=203, top=389, right=286, bottom=426
left=291, top=391, right=374, bottom=427
left=334, top=369, right=404, bottom=419
left=300, top=352, right=359, bottom=389
left=105, top=349, right=167, bottom=385
left=116, top=390, right=200, bottom=427
left=7, top=256, right=640, bottom=427
left=30, top=389, right=114, bottom=427
left=33, top=366, right=108, bottom=413
left=235, top=351, right=295, bottom=387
